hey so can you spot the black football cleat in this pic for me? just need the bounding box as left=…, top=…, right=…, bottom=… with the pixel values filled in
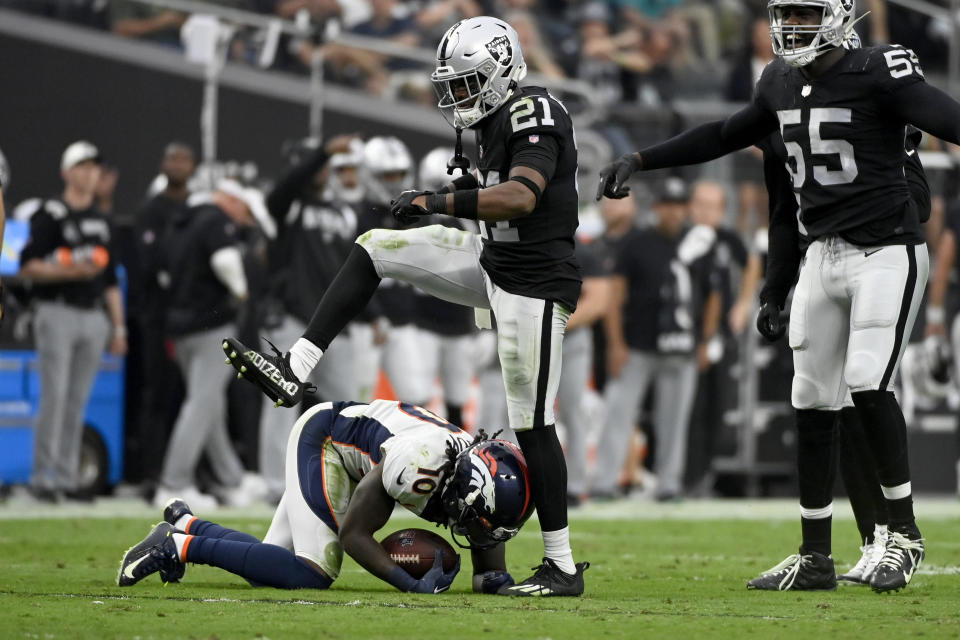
left=747, top=550, right=837, bottom=591
left=117, top=522, right=182, bottom=587
left=163, top=497, right=193, bottom=529
left=497, top=558, right=589, bottom=597
left=870, top=529, right=925, bottom=593
left=222, top=337, right=314, bottom=408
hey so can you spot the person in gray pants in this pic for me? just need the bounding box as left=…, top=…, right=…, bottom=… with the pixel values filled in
left=18, top=141, right=128, bottom=502
left=153, top=179, right=266, bottom=509
left=592, top=178, right=721, bottom=502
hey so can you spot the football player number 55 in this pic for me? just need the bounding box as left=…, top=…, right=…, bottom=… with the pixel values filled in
left=777, top=107, right=859, bottom=188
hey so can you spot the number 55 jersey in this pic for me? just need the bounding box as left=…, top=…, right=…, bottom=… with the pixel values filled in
left=754, top=45, right=928, bottom=246
left=475, top=85, right=582, bottom=310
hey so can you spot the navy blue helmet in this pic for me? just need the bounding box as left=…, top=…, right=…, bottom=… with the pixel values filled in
left=440, top=438, right=533, bottom=549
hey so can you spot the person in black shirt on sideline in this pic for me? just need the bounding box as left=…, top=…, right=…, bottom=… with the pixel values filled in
left=152, top=180, right=264, bottom=511
left=19, top=140, right=128, bottom=502
left=224, top=16, right=589, bottom=596
left=132, top=142, right=195, bottom=495
left=598, top=1, right=950, bottom=592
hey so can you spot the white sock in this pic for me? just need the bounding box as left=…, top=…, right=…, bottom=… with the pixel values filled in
left=172, top=532, right=190, bottom=561
left=542, top=527, right=576, bottom=575
left=288, top=338, right=323, bottom=383
left=174, top=514, right=195, bottom=532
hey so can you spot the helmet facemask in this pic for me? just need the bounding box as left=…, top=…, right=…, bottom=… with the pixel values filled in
left=768, top=0, right=856, bottom=68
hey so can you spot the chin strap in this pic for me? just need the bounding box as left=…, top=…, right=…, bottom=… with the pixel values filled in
left=447, top=127, right=471, bottom=176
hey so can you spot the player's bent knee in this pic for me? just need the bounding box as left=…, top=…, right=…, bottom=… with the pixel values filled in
left=844, top=351, right=881, bottom=391
left=289, top=556, right=334, bottom=590
left=791, top=375, right=823, bottom=410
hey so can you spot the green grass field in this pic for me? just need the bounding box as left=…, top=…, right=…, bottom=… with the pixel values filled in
left=2, top=501, right=959, bottom=639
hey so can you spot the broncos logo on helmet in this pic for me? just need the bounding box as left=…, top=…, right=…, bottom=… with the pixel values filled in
left=439, top=435, right=533, bottom=549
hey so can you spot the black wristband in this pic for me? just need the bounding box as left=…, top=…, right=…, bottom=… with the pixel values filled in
left=452, top=189, right=479, bottom=220
left=424, top=193, right=448, bottom=214
left=509, top=175, right=542, bottom=206
left=452, top=173, right=479, bottom=191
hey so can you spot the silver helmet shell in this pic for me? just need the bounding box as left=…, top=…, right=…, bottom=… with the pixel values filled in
left=431, top=16, right=527, bottom=129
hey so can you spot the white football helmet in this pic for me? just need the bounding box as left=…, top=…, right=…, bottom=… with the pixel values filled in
left=418, top=147, right=456, bottom=192
left=431, top=16, right=527, bottom=129
left=362, top=136, right=414, bottom=206
left=327, top=138, right=366, bottom=203
left=768, top=0, right=856, bottom=67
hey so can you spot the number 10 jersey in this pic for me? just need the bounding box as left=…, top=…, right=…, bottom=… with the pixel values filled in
left=754, top=45, right=926, bottom=246
left=474, top=86, right=582, bottom=309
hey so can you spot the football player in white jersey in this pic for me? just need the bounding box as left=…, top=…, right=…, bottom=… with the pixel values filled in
left=118, top=400, right=532, bottom=594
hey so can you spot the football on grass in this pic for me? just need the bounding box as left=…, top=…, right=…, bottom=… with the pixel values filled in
left=380, top=528, right=459, bottom=579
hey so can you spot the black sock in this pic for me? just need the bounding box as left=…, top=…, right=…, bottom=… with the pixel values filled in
left=838, top=406, right=886, bottom=543
left=302, top=245, right=381, bottom=351
left=445, top=404, right=463, bottom=429
left=186, top=538, right=332, bottom=589
left=516, top=425, right=568, bottom=532
left=796, top=409, right=839, bottom=556
left=851, top=390, right=915, bottom=530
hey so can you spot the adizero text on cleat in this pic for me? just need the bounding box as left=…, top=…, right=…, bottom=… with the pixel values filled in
left=497, top=559, right=588, bottom=597
left=117, top=522, right=182, bottom=587
left=870, top=530, right=925, bottom=593
left=747, top=550, right=836, bottom=591
left=222, top=337, right=314, bottom=407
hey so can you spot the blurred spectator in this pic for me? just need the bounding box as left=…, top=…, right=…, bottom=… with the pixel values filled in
left=560, top=237, right=611, bottom=506
left=153, top=179, right=261, bottom=509
left=94, top=164, right=119, bottom=215
left=561, top=3, right=652, bottom=105
left=131, top=142, right=195, bottom=494
left=591, top=178, right=720, bottom=502
left=413, top=0, right=482, bottom=45
left=108, top=0, right=186, bottom=46
left=19, top=141, right=128, bottom=502
left=726, top=15, right=773, bottom=237
left=684, top=180, right=760, bottom=495
left=506, top=10, right=566, bottom=80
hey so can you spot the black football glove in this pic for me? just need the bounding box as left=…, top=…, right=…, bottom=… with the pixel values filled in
left=596, top=153, right=641, bottom=200
left=390, top=190, right=430, bottom=226
left=410, top=550, right=461, bottom=594
left=756, top=302, right=788, bottom=342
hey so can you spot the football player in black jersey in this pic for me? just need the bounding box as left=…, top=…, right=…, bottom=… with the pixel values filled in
left=224, top=16, right=588, bottom=596
left=757, top=123, right=930, bottom=587
left=597, top=0, right=960, bottom=592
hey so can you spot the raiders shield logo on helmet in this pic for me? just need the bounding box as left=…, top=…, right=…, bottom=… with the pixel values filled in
left=486, top=35, right=512, bottom=64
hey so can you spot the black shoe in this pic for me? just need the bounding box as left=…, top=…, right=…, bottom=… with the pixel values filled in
left=29, top=487, right=62, bottom=504
left=163, top=497, right=193, bottom=529
left=870, top=529, right=925, bottom=593
left=497, top=558, right=589, bottom=597
left=63, top=490, right=95, bottom=503
left=747, top=550, right=837, bottom=591
left=117, top=522, right=182, bottom=587
left=222, top=337, right=315, bottom=408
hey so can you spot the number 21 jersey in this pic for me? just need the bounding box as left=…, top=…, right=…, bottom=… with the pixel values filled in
left=754, top=45, right=926, bottom=245
left=475, top=86, right=582, bottom=309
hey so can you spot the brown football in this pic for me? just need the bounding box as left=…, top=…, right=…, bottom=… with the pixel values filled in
left=380, top=528, right=459, bottom=579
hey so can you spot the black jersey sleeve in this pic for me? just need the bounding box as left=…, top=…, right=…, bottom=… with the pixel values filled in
left=758, top=140, right=801, bottom=309
left=639, top=102, right=778, bottom=171
left=266, top=147, right=329, bottom=221
left=886, top=81, right=960, bottom=146
left=508, top=133, right=560, bottom=182
left=19, top=206, right=59, bottom=265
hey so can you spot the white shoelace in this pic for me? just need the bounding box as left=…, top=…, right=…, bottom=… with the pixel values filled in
left=876, top=531, right=924, bottom=572
left=761, top=553, right=810, bottom=590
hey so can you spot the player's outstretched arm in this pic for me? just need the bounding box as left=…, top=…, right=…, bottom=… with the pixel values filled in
left=340, top=466, right=458, bottom=594
left=888, top=81, right=960, bottom=147
left=596, top=103, right=776, bottom=200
